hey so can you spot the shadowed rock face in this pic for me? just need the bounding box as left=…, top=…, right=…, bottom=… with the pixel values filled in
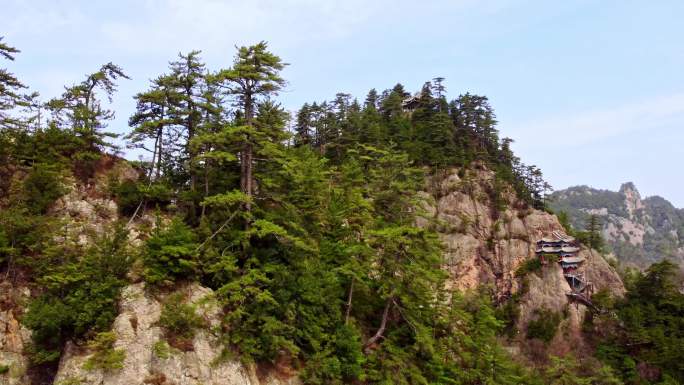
left=423, top=167, right=624, bottom=353
left=0, top=282, right=31, bottom=385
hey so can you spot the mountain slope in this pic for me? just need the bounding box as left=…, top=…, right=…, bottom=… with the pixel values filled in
left=425, top=166, right=623, bottom=359
left=549, top=182, right=684, bottom=268
left=0, top=162, right=626, bottom=384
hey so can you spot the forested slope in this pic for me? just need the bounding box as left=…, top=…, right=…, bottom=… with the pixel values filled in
left=0, top=37, right=681, bottom=385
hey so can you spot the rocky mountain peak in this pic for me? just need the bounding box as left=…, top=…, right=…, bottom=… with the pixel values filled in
left=619, top=182, right=645, bottom=220
left=550, top=182, right=684, bottom=268
left=618, top=182, right=639, bottom=195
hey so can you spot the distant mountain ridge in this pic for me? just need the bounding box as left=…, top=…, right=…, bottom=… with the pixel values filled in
left=549, top=182, right=684, bottom=268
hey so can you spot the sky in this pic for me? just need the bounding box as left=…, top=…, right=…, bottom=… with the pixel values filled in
left=4, top=0, right=684, bottom=206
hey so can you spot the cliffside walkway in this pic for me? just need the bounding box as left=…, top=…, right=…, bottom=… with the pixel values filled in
left=565, top=291, right=598, bottom=311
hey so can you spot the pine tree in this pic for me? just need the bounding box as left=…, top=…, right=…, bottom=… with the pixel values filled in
left=47, top=63, right=129, bottom=164
left=359, top=89, right=384, bottom=147
left=451, top=93, right=499, bottom=158
left=214, top=42, right=287, bottom=215
left=380, top=84, right=411, bottom=147
left=295, top=103, right=313, bottom=146
left=356, top=145, right=444, bottom=350
left=585, top=214, right=604, bottom=251
left=166, top=51, right=208, bottom=193
left=411, top=81, right=455, bottom=166
left=127, top=74, right=179, bottom=180
left=0, top=37, right=26, bottom=130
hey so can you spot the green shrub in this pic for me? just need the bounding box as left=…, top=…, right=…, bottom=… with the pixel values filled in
left=526, top=307, right=561, bottom=343
left=153, top=340, right=171, bottom=359
left=515, top=257, right=543, bottom=277
left=143, top=218, right=198, bottom=286
left=113, top=181, right=173, bottom=216
left=0, top=364, right=9, bottom=374
left=83, top=331, right=125, bottom=371
left=23, top=297, right=70, bottom=363
left=0, top=229, right=12, bottom=265
left=22, top=163, right=65, bottom=214
left=112, top=179, right=143, bottom=215
left=142, top=183, right=173, bottom=207
left=158, top=293, right=204, bottom=350
left=22, top=225, right=132, bottom=364
left=302, top=325, right=365, bottom=384
left=496, top=297, right=521, bottom=339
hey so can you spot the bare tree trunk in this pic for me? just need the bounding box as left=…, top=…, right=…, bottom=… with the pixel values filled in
left=345, top=278, right=354, bottom=324
left=155, top=108, right=164, bottom=180
left=156, top=131, right=163, bottom=180
left=187, top=89, right=196, bottom=193
left=241, top=94, right=254, bottom=218
left=149, top=135, right=159, bottom=181
left=201, top=160, right=209, bottom=218
left=243, top=143, right=253, bottom=212
left=365, top=297, right=392, bottom=350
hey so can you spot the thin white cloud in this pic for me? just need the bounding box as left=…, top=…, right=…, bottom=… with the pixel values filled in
left=4, top=1, right=86, bottom=39
left=6, top=0, right=522, bottom=57
left=98, top=0, right=396, bottom=54
left=511, top=93, right=684, bottom=149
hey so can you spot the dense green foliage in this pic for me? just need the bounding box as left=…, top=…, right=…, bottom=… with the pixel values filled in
left=542, top=354, right=623, bottom=385
left=526, top=307, right=562, bottom=343
left=587, top=260, right=684, bottom=384
left=142, top=218, right=199, bottom=286
left=515, top=257, right=544, bottom=277
left=22, top=226, right=133, bottom=363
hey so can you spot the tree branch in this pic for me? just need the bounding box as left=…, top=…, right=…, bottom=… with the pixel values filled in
left=365, top=297, right=392, bottom=351
left=195, top=210, right=239, bottom=252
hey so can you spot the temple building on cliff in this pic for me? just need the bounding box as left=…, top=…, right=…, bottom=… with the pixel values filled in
left=536, top=231, right=594, bottom=304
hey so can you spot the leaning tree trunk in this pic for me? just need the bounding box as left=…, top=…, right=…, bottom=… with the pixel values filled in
left=345, top=278, right=355, bottom=324
left=365, top=297, right=392, bottom=351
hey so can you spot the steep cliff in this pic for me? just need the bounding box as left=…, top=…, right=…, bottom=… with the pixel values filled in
left=550, top=182, right=684, bottom=268
left=54, top=283, right=300, bottom=385
left=0, top=282, right=31, bottom=385
left=425, top=166, right=624, bottom=358
left=0, top=160, right=304, bottom=385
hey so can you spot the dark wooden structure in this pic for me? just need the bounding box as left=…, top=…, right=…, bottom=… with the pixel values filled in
left=536, top=231, right=594, bottom=305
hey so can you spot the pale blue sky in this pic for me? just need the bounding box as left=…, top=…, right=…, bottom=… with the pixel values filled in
left=4, top=0, right=684, bottom=206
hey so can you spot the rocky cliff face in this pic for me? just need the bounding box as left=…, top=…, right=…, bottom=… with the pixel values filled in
left=0, top=282, right=31, bottom=385
left=425, top=167, right=624, bottom=355
left=54, top=283, right=300, bottom=385
left=0, top=160, right=303, bottom=385
left=550, top=182, right=684, bottom=268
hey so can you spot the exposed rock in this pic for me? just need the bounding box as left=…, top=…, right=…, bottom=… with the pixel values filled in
left=51, top=184, right=119, bottom=245
left=426, top=168, right=571, bottom=299
left=54, top=283, right=300, bottom=385
left=550, top=182, right=684, bottom=268
left=0, top=282, right=31, bottom=385
left=582, top=248, right=625, bottom=296
left=425, top=167, right=625, bottom=357
left=620, top=182, right=644, bottom=220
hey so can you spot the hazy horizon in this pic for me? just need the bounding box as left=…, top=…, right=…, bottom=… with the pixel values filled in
left=5, top=0, right=684, bottom=206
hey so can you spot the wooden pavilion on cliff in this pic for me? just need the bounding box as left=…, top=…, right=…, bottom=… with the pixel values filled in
left=536, top=231, right=594, bottom=305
